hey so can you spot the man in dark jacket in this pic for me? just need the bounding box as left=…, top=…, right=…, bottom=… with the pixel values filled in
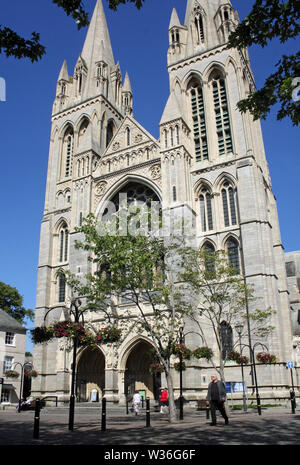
left=206, top=374, right=229, bottom=426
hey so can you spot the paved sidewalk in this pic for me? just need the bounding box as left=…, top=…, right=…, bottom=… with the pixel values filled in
left=0, top=406, right=299, bottom=446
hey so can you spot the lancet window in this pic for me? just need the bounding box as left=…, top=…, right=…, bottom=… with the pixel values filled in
left=62, top=126, right=74, bottom=178
left=221, top=181, right=237, bottom=227
left=188, top=78, right=208, bottom=162
left=199, top=187, right=213, bottom=231
left=211, top=73, right=233, bottom=155
left=227, top=237, right=240, bottom=272
left=58, top=223, right=69, bottom=263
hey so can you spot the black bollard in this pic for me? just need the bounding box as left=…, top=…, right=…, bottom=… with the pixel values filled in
left=146, top=397, right=150, bottom=427
left=290, top=390, right=296, bottom=414
left=206, top=405, right=210, bottom=420
left=33, top=399, right=41, bottom=439
left=101, top=397, right=106, bottom=431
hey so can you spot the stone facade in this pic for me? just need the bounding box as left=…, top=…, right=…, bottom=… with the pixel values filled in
left=0, top=309, right=26, bottom=404
left=32, top=0, right=297, bottom=405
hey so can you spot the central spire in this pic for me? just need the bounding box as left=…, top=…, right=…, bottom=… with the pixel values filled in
left=81, top=0, right=115, bottom=69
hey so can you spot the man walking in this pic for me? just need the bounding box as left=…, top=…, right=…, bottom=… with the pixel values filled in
left=206, top=374, right=229, bottom=426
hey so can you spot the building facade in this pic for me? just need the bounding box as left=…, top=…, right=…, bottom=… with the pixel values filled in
left=32, top=0, right=296, bottom=404
left=0, top=309, right=26, bottom=404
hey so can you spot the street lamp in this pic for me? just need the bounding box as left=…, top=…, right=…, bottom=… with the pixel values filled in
left=179, top=327, right=184, bottom=421
left=234, top=324, right=247, bottom=412
left=43, top=296, right=85, bottom=431
left=238, top=341, right=268, bottom=416
left=178, top=329, right=205, bottom=421
left=12, top=361, right=34, bottom=413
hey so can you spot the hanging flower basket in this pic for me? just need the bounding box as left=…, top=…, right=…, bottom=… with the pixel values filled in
left=31, top=326, right=54, bottom=344
left=149, top=362, right=164, bottom=374
left=256, top=352, right=277, bottom=364
left=24, top=369, right=39, bottom=378
left=193, top=347, right=213, bottom=361
left=227, top=351, right=249, bottom=365
left=172, top=344, right=192, bottom=360
left=52, top=321, right=86, bottom=340
left=95, top=326, right=121, bottom=344
left=5, top=370, right=19, bottom=379
left=174, top=361, right=186, bottom=371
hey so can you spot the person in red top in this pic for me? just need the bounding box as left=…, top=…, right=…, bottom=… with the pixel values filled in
left=160, top=388, right=168, bottom=413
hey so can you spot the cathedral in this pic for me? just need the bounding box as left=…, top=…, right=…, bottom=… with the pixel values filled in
left=32, top=0, right=297, bottom=405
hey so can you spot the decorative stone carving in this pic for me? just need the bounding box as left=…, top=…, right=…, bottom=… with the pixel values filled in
left=134, top=134, right=143, bottom=143
left=106, top=343, right=119, bottom=369
left=150, top=164, right=161, bottom=180
left=95, top=180, right=108, bottom=197
left=112, top=142, right=120, bottom=151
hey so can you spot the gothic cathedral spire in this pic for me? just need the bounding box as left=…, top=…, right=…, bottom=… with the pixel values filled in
left=167, top=0, right=238, bottom=65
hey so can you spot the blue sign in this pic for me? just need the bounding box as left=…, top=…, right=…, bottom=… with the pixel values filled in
left=226, top=381, right=246, bottom=393
left=287, top=361, right=294, bottom=369
left=225, top=382, right=231, bottom=393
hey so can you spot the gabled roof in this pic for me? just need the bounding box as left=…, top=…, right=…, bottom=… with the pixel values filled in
left=0, top=309, right=27, bottom=333
left=103, top=115, right=158, bottom=157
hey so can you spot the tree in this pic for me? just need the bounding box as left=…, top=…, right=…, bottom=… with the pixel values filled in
left=0, top=0, right=143, bottom=62
left=0, top=281, right=34, bottom=324
left=66, top=212, right=194, bottom=423
left=227, top=0, right=300, bottom=125
left=180, top=249, right=275, bottom=383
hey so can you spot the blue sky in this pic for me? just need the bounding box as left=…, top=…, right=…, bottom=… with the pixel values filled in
left=0, top=0, right=299, bottom=352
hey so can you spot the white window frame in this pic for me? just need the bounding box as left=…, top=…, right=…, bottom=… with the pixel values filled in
left=3, top=356, right=14, bottom=374
left=5, top=332, right=15, bottom=346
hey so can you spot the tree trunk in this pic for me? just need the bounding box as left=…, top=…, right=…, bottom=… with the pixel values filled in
left=165, top=369, right=177, bottom=423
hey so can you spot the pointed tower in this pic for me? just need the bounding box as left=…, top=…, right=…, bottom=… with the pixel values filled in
left=121, top=72, right=133, bottom=115
left=168, top=0, right=240, bottom=64
left=162, top=0, right=293, bottom=386
left=32, top=0, right=132, bottom=403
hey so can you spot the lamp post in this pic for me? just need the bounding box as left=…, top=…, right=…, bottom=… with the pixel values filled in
left=12, top=361, right=34, bottom=413
left=238, top=342, right=268, bottom=416
left=179, top=327, right=184, bottom=421
left=234, top=324, right=247, bottom=412
left=178, top=329, right=205, bottom=420
left=68, top=298, right=84, bottom=431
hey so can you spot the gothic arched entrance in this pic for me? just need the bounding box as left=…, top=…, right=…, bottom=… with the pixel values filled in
left=76, top=347, right=105, bottom=402
left=124, top=340, right=161, bottom=401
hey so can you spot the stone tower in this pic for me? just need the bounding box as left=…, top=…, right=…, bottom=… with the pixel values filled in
left=32, top=0, right=294, bottom=404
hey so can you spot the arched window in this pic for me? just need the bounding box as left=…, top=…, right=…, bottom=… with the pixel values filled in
left=170, top=127, right=174, bottom=146
left=221, top=181, right=237, bottom=227
left=195, top=13, right=205, bottom=44
left=199, top=187, right=213, bottom=231
left=62, top=126, right=74, bottom=178
left=211, top=72, right=233, bottom=156
left=188, top=78, right=208, bottom=162
left=106, top=120, right=115, bottom=147
left=58, top=273, right=66, bottom=303
left=220, top=321, right=233, bottom=360
left=172, top=185, right=177, bottom=202
left=175, top=125, right=180, bottom=145
left=59, top=223, right=69, bottom=262
left=78, top=118, right=89, bottom=147
left=126, top=127, right=130, bottom=146
left=164, top=129, right=168, bottom=149
left=202, top=242, right=215, bottom=272
left=227, top=237, right=240, bottom=272
left=107, top=182, right=161, bottom=233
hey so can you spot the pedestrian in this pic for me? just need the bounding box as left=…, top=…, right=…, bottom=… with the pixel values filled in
left=132, top=390, right=142, bottom=415
left=160, top=387, right=168, bottom=413
left=206, top=374, right=229, bottom=426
